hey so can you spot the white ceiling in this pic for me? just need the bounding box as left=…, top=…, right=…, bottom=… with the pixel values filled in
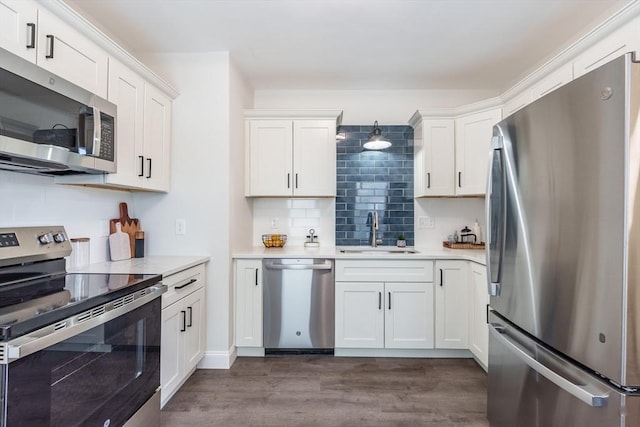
left=67, top=0, right=631, bottom=91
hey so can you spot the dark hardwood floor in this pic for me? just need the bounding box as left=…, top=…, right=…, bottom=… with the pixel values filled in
left=161, top=356, right=488, bottom=426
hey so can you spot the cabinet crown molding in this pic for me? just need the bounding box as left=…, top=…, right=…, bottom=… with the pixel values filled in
left=409, top=97, right=502, bottom=127
left=245, top=109, right=343, bottom=124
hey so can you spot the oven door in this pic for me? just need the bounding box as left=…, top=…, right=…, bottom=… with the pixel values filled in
left=0, top=297, right=161, bottom=427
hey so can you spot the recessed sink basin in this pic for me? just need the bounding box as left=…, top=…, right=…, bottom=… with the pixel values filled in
left=338, top=248, right=419, bottom=254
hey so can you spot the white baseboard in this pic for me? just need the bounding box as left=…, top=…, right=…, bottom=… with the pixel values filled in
left=197, top=347, right=237, bottom=369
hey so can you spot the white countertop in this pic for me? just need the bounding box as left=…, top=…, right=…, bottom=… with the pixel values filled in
left=233, top=246, right=486, bottom=265
left=70, top=255, right=210, bottom=277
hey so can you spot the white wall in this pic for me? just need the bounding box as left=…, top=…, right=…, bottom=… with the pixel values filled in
left=133, top=52, right=247, bottom=364
left=254, top=89, right=498, bottom=124
left=0, top=170, right=133, bottom=264
left=414, top=198, right=485, bottom=249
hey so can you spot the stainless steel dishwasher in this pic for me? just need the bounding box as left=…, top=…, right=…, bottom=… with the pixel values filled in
left=263, top=258, right=334, bottom=353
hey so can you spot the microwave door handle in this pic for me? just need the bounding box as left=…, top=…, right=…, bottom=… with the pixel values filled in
left=91, top=107, right=101, bottom=157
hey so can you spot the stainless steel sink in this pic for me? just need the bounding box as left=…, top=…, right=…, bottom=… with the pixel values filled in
left=338, top=248, right=419, bottom=254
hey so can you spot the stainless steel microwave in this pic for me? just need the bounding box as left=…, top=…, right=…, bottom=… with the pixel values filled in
left=0, top=51, right=116, bottom=175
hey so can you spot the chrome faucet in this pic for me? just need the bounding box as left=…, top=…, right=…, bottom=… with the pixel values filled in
left=370, top=211, right=380, bottom=247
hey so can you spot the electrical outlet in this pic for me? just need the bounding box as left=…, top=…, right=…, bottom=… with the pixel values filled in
left=271, top=217, right=279, bottom=229
left=418, top=216, right=435, bottom=229
left=175, top=219, right=186, bottom=235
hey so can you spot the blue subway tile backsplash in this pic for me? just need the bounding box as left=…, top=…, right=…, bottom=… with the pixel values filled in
left=335, top=125, right=414, bottom=247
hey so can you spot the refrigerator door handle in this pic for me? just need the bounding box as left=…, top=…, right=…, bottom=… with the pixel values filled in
left=489, top=325, right=610, bottom=408
left=486, top=134, right=506, bottom=297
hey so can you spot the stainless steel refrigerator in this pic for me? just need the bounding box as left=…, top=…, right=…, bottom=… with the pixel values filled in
left=486, top=52, right=640, bottom=426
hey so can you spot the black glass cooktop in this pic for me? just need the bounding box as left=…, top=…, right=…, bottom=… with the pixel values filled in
left=0, top=272, right=161, bottom=341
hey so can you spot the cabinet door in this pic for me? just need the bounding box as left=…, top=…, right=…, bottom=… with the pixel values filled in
left=335, top=282, right=384, bottom=348
left=106, top=59, right=145, bottom=187
left=573, top=19, right=640, bottom=78
left=143, top=83, right=172, bottom=191
left=454, top=108, right=502, bottom=196
left=161, top=300, right=184, bottom=407
left=384, top=282, right=434, bottom=349
left=0, top=0, right=37, bottom=63
left=234, top=260, right=263, bottom=347
left=434, top=260, right=469, bottom=349
left=247, top=120, right=293, bottom=196
left=292, top=119, right=336, bottom=197
left=420, top=119, right=455, bottom=197
left=36, top=8, right=108, bottom=98
left=183, top=287, right=205, bottom=373
left=469, top=263, right=489, bottom=370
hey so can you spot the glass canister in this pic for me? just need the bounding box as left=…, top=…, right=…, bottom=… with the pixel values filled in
left=70, top=237, right=90, bottom=270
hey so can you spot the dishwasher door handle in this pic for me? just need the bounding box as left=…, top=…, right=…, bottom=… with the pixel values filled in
left=263, top=260, right=332, bottom=270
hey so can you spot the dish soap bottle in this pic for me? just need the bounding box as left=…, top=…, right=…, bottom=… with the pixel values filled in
left=472, top=219, right=482, bottom=244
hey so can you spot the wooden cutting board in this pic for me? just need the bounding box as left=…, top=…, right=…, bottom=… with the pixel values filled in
left=110, top=202, right=140, bottom=256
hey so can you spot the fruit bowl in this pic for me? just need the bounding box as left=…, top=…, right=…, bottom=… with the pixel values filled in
left=262, top=234, right=287, bottom=248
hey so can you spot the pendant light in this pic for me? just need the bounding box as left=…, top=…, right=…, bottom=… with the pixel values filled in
left=363, top=121, right=392, bottom=150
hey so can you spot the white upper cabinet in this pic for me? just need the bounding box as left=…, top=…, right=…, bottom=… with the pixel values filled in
left=0, top=0, right=108, bottom=98
left=36, top=8, right=108, bottom=98
left=245, top=110, right=341, bottom=198
left=0, top=0, right=37, bottom=62
left=56, top=60, right=173, bottom=192
left=413, top=119, right=455, bottom=197
left=454, top=108, right=502, bottom=196
left=142, top=83, right=172, bottom=192
left=573, top=18, right=640, bottom=78
left=411, top=107, right=501, bottom=197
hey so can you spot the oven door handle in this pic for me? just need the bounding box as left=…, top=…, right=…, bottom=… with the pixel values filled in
left=1, top=284, right=166, bottom=363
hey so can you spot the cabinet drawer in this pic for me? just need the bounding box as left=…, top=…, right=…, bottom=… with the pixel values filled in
left=335, top=260, right=433, bottom=282
left=162, top=263, right=205, bottom=308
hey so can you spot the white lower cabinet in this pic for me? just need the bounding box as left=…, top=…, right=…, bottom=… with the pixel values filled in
left=335, top=281, right=434, bottom=349
left=469, top=262, right=489, bottom=370
left=161, top=264, right=206, bottom=408
left=234, top=259, right=263, bottom=347
left=335, top=260, right=434, bottom=350
left=434, top=260, right=469, bottom=349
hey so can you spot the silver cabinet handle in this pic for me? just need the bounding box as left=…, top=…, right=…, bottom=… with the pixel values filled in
left=489, top=325, right=609, bottom=407
left=263, top=260, right=332, bottom=270
left=45, top=34, right=54, bottom=58
left=26, top=23, right=36, bottom=49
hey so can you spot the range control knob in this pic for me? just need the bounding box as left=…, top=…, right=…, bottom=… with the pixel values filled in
left=53, top=233, right=66, bottom=243
left=38, top=233, right=54, bottom=245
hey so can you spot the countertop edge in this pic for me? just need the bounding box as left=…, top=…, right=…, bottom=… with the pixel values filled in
left=232, top=247, right=486, bottom=265
left=71, top=255, right=211, bottom=276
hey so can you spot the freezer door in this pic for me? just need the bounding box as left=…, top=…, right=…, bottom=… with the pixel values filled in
left=488, top=54, right=633, bottom=385
left=488, top=312, right=639, bottom=427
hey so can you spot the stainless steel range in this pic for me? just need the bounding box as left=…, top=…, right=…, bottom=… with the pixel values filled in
left=0, top=226, right=165, bottom=427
